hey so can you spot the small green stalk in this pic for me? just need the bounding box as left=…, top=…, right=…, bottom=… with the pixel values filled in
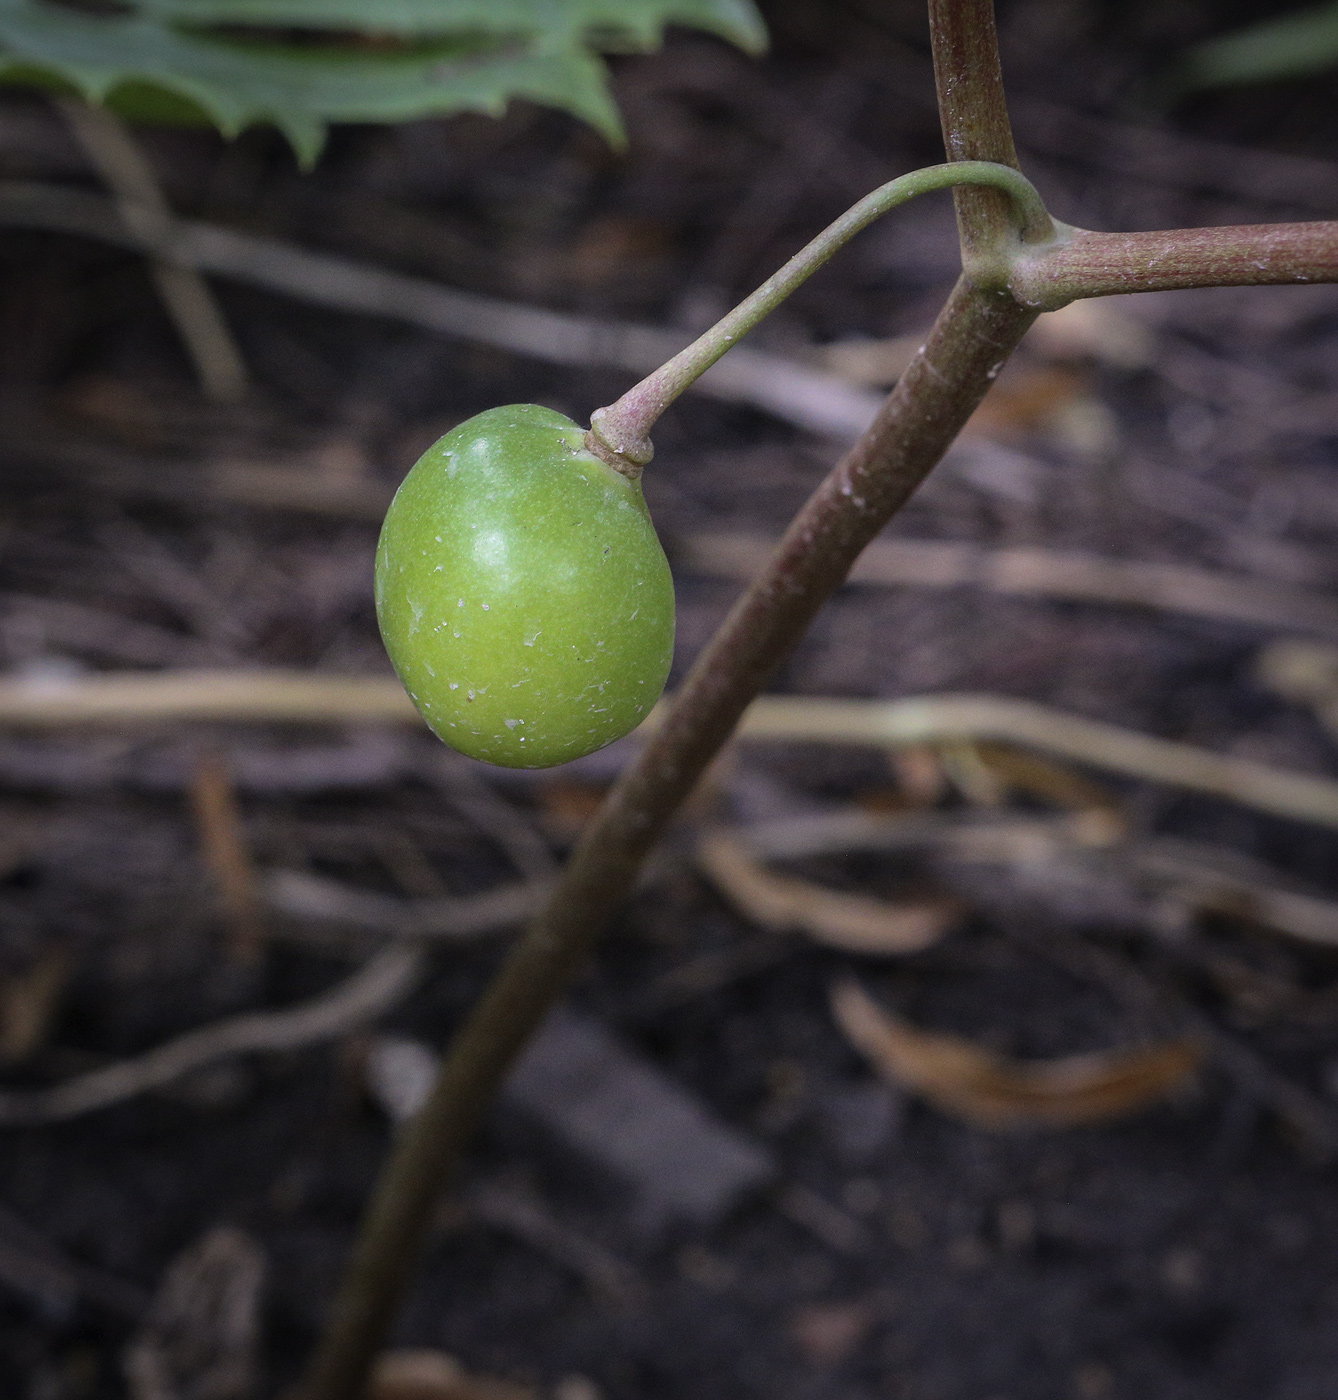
left=586, top=159, right=1054, bottom=475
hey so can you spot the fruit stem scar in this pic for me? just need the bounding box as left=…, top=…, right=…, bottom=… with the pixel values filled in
left=586, top=160, right=1054, bottom=472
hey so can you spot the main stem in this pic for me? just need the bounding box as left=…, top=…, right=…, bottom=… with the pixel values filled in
left=588, top=160, right=1052, bottom=473
left=298, top=4, right=1034, bottom=1396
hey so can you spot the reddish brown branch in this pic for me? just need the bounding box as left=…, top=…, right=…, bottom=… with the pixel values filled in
left=928, top=0, right=1022, bottom=257
left=1013, top=221, right=1338, bottom=305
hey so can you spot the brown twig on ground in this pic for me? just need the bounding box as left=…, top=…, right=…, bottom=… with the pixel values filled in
left=1, top=673, right=1335, bottom=830
left=734, top=694, right=1338, bottom=831
left=0, top=863, right=551, bottom=1125
left=831, top=978, right=1203, bottom=1130
left=0, top=179, right=881, bottom=442
left=55, top=100, right=248, bottom=403
left=0, top=943, right=423, bottom=1125
left=681, top=533, right=1338, bottom=640
left=189, top=751, right=265, bottom=963
left=697, top=827, right=960, bottom=954
left=0, top=669, right=419, bottom=725
left=263, top=869, right=550, bottom=943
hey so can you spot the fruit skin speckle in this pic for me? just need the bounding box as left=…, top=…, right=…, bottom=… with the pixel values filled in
left=375, top=404, right=675, bottom=768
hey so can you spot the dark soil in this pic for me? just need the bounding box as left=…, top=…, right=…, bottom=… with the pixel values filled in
left=3, top=2, right=1338, bottom=1398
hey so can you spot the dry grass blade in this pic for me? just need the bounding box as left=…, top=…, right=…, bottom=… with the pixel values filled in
left=698, top=829, right=959, bottom=954
left=725, top=805, right=1338, bottom=955
left=969, top=743, right=1124, bottom=823
left=830, top=979, right=1202, bottom=1129
left=1132, top=842, right=1338, bottom=950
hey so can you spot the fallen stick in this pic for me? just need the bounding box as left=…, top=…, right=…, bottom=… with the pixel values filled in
left=737, top=694, right=1338, bottom=832
left=718, top=808, right=1338, bottom=953
left=55, top=101, right=248, bottom=404
left=0, top=180, right=881, bottom=443
left=0, top=672, right=1335, bottom=829
left=0, top=943, right=422, bottom=1125
left=0, top=669, right=419, bottom=725
left=263, top=868, right=549, bottom=942
left=0, top=869, right=552, bottom=1127
left=681, top=533, right=1338, bottom=641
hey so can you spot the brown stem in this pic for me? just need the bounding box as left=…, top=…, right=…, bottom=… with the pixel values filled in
left=1011, top=222, right=1338, bottom=306
left=297, top=5, right=1033, bottom=1397
left=928, top=0, right=1022, bottom=258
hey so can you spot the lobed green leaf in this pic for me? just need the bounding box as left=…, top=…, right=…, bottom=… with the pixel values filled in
left=1181, top=1, right=1338, bottom=90
left=0, top=0, right=765, bottom=165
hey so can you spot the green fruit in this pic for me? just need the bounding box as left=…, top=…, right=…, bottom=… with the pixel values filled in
left=375, top=404, right=675, bottom=769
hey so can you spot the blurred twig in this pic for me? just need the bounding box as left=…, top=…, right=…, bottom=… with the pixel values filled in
left=1, top=674, right=1335, bottom=830
left=0, top=864, right=552, bottom=1125
left=56, top=101, right=248, bottom=403
left=683, top=533, right=1338, bottom=640
left=189, top=751, right=265, bottom=962
left=698, top=826, right=959, bottom=953
left=735, top=694, right=1338, bottom=832
left=464, top=1181, right=647, bottom=1308
left=23, top=433, right=1338, bottom=645
left=0, top=179, right=881, bottom=442
left=263, top=869, right=550, bottom=942
left=0, top=669, right=419, bottom=725
left=0, top=943, right=422, bottom=1125
left=831, top=978, right=1203, bottom=1130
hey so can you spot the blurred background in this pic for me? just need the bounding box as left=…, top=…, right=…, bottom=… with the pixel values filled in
left=3, top=1, right=1338, bottom=1397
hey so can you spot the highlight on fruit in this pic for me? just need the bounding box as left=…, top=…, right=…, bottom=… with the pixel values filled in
left=375, top=404, right=676, bottom=769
